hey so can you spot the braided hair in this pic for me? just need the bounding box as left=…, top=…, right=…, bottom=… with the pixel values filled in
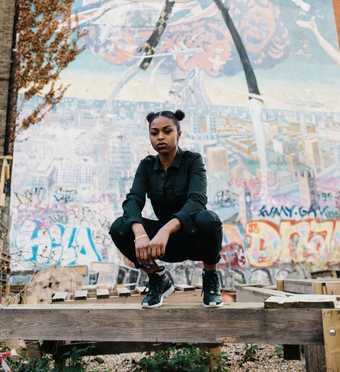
left=146, top=110, right=185, bottom=133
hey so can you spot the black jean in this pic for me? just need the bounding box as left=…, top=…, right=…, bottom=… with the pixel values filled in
left=109, top=210, right=223, bottom=268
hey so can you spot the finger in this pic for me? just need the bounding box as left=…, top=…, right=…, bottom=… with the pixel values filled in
left=151, top=245, right=157, bottom=258
left=148, top=246, right=155, bottom=262
left=141, top=247, right=147, bottom=262
left=136, top=248, right=141, bottom=260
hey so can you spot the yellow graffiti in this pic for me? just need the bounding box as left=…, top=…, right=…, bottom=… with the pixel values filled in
left=222, top=219, right=340, bottom=268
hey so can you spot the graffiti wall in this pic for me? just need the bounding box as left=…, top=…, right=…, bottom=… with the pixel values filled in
left=10, top=0, right=340, bottom=282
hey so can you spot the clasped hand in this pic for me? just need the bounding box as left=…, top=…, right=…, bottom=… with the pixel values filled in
left=135, top=229, right=169, bottom=264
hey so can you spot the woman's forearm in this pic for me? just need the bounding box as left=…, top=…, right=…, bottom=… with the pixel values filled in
left=132, top=223, right=147, bottom=238
left=160, top=218, right=181, bottom=235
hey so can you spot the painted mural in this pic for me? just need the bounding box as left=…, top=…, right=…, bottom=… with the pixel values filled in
left=10, top=0, right=340, bottom=285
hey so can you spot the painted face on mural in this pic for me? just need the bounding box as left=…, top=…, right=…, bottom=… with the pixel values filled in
left=149, top=116, right=180, bottom=155
left=238, top=1, right=276, bottom=54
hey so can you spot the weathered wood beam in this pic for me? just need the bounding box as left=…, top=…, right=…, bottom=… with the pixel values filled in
left=279, top=279, right=340, bottom=295
left=236, top=285, right=294, bottom=302
left=0, top=303, right=324, bottom=345
left=265, top=295, right=337, bottom=309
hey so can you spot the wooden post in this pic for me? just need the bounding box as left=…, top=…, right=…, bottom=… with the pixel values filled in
left=208, top=345, right=222, bottom=372
left=276, top=279, right=284, bottom=291
left=304, top=345, right=326, bottom=372
left=306, top=279, right=327, bottom=371
left=322, top=309, right=340, bottom=371
left=312, top=282, right=325, bottom=295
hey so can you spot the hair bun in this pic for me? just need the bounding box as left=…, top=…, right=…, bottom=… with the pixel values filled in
left=146, top=112, right=156, bottom=123
left=174, top=110, right=185, bottom=121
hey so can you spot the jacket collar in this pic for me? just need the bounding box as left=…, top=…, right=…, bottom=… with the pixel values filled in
left=153, top=148, right=183, bottom=171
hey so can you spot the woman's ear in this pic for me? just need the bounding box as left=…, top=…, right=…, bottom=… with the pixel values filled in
left=177, top=131, right=182, bottom=140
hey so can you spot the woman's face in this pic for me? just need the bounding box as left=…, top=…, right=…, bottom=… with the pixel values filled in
left=149, top=116, right=180, bottom=155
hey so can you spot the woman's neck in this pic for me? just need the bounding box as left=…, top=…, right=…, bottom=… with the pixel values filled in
left=159, top=148, right=178, bottom=170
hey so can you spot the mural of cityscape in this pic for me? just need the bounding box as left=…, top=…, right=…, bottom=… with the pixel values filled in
left=9, top=0, right=340, bottom=285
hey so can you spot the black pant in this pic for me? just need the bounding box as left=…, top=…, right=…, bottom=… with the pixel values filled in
left=109, top=210, right=222, bottom=268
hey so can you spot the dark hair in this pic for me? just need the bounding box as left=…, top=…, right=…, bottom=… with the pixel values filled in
left=146, top=110, right=185, bottom=133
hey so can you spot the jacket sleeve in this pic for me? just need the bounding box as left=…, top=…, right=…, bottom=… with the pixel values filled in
left=173, top=153, right=207, bottom=234
left=122, top=160, right=147, bottom=230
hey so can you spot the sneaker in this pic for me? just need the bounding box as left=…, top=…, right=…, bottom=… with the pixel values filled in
left=141, top=268, right=175, bottom=308
left=202, top=269, right=223, bottom=307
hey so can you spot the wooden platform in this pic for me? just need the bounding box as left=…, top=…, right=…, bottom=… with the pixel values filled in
left=0, top=302, right=326, bottom=345
left=1, top=290, right=340, bottom=371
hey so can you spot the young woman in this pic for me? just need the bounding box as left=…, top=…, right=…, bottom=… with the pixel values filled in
left=109, top=109, right=223, bottom=308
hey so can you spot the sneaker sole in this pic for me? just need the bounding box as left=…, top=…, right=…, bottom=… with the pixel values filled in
left=202, top=301, right=224, bottom=308
left=141, top=284, right=175, bottom=309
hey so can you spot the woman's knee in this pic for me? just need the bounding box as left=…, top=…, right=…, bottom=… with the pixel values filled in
left=194, top=210, right=222, bottom=233
left=109, top=216, right=125, bottom=240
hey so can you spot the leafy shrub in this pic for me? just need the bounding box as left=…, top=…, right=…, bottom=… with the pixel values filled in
left=240, top=344, right=259, bottom=365
left=133, top=344, right=228, bottom=372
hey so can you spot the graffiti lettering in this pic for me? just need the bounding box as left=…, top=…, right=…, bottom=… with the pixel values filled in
left=53, top=188, right=77, bottom=204
left=258, top=205, right=333, bottom=219
left=222, top=219, right=340, bottom=269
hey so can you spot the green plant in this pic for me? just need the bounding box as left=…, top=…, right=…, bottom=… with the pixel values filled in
left=6, top=345, right=94, bottom=372
left=274, top=345, right=284, bottom=358
left=240, top=344, right=259, bottom=365
left=6, top=353, right=53, bottom=372
left=133, top=345, right=228, bottom=372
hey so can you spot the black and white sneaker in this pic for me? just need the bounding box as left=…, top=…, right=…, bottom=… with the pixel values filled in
left=202, top=269, right=223, bottom=308
left=141, top=268, right=174, bottom=308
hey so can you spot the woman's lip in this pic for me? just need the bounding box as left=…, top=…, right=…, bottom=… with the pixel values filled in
left=156, top=143, right=167, bottom=148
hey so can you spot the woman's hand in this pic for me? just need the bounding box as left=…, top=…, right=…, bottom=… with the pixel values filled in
left=148, top=229, right=170, bottom=259
left=135, top=235, right=151, bottom=264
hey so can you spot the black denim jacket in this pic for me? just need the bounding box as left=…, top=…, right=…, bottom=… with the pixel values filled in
left=122, top=149, right=207, bottom=235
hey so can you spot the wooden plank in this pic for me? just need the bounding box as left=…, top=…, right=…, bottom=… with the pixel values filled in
left=52, top=292, right=68, bottom=303
left=74, top=290, right=88, bottom=300
left=0, top=303, right=324, bottom=344
left=136, top=286, right=146, bottom=294
left=304, top=345, right=326, bottom=372
left=175, top=284, right=196, bottom=291
left=283, top=279, right=340, bottom=295
left=236, top=285, right=293, bottom=303
left=311, top=270, right=340, bottom=279
left=265, top=295, right=337, bottom=309
left=322, top=309, right=340, bottom=371
left=325, top=283, right=340, bottom=296
left=96, top=288, right=110, bottom=299
left=283, top=279, right=315, bottom=294
left=116, top=287, right=131, bottom=297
